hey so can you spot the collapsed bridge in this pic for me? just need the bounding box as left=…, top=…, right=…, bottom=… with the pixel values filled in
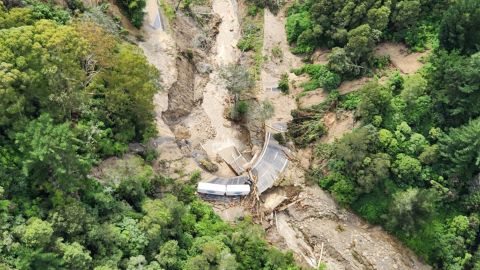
left=197, top=132, right=289, bottom=197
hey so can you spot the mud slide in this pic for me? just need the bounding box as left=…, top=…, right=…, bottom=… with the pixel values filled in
left=139, top=0, right=251, bottom=177
left=195, top=0, right=248, bottom=175
left=260, top=9, right=302, bottom=129
left=265, top=186, right=431, bottom=269
left=139, top=0, right=200, bottom=174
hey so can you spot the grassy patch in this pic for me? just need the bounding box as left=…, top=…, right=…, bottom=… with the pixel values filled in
left=159, top=0, right=175, bottom=21
left=238, top=5, right=264, bottom=80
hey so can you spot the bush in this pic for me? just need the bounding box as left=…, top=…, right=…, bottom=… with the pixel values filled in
left=247, top=5, right=259, bottom=17
left=66, top=0, right=85, bottom=11
left=293, top=64, right=341, bottom=91
left=278, top=73, right=289, bottom=93
left=117, top=0, right=146, bottom=27
left=246, top=0, right=281, bottom=14
left=271, top=45, right=283, bottom=59
left=353, top=191, right=390, bottom=224
left=339, top=92, right=361, bottom=110
left=30, top=1, right=70, bottom=24
left=238, top=22, right=261, bottom=52
left=220, top=64, right=255, bottom=95
left=286, top=11, right=311, bottom=44
left=272, top=133, right=286, bottom=146
left=230, top=101, right=249, bottom=121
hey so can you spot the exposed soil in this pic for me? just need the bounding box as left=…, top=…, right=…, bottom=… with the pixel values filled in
left=264, top=186, right=431, bottom=270
left=136, top=1, right=432, bottom=268
left=260, top=8, right=303, bottom=129
left=320, top=111, right=356, bottom=143
left=298, top=90, right=328, bottom=108
left=375, top=42, right=428, bottom=74
left=338, top=77, right=371, bottom=95
left=138, top=0, right=252, bottom=177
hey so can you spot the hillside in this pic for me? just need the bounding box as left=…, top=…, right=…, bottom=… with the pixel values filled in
left=1, top=0, right=480, bottom=269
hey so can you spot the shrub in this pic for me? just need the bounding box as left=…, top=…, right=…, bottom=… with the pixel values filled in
left=278, top=73, right=289, bottom=93
left=117, top=0, right=146, bottom=27
left=272, top=133, right=286, bottom=146
left=293, top=64, right=341, bottom=91
left=339, top=92, right=361, bottom=110
left=230, top=101, right=249, bottom=121
left=271, top=45, right=283, bottom=59
left=238, top=22, right=261, bottom=52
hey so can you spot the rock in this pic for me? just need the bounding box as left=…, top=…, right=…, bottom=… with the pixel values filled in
left=198, top=158, right=219, bottom=173
left=128, top=143, right=146, bottom=156
left=173, top=125, right=191, bottom=140
left=196, top=62, right=213, bottom=74
left=263, top=192, right=287, bottom=211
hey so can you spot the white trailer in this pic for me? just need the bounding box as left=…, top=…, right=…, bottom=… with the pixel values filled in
left=226, top=185, right=250, bottom=196
left=197, top=182, right=227, bottom=196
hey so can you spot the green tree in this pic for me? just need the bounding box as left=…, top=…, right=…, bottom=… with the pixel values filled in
left=116, top=217, right=149, bottom=257
left=0, top=20, right=87, bottom=130
left=438, top=117, right=480, bottom=186
left=435, top=215, right=479, bottom=270
left=346, top=24, right=380, bottom=64
left=387, top=188, right=437, bottom=231
left=15, top=114, right=91, bottom=194
left=285, top=11, right=312, bottom=44
left=428, top=51, right=480, bottom=127
left=392, top=153, right=422, bottom=184
left=0, top=6, right=34, bottom=28
left=155, top=240, right=181, bottom=269
left=59, top=242, right=92, bottom=270
left=367, top=6, right=390, bottom=31
left=439, top=0, right=480, bottom=55
left=357, top=82, right=393, bottom=124
left=392, top=0, right=421, bottom=30
left=92, top=44, right=159, bottom=143
left=20, top=218, right=54, bottom=248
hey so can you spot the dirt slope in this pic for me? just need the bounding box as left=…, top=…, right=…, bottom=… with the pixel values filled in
left=264, top=186, right=431, bottom=270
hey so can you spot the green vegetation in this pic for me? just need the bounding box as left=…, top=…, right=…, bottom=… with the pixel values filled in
left=292, top=64, right=341, bottom=91
left=288, top=91, right=340, bottom=146
left=116, top=0, right=146, bottom=27
left=271, top=45, right=283, bottom=59
left=278, top=73, right=289, bottom=93
left=0, top=4, right=300, bottom=270
left=286, top=0, right=449, bottom=78
left=159, top=0, right=175, bottom=22
left=245, top=0, right=282, bottom=14
left=237, top=6, right=264, bottom=79
left=237, top=21, right=261, bottom=52
left=289, top=1, right=480, bottom=268
left=439, top=0, right=480, bottom=56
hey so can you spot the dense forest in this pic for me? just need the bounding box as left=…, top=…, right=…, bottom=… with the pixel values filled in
left=285, top=0, right=480, bottom=269
left=0, top=1, right=301, bottom=269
